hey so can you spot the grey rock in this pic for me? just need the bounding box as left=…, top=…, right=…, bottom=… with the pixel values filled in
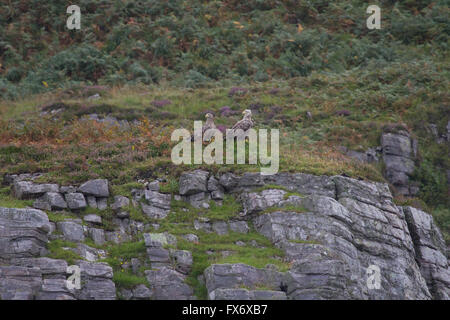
left=116, top=211, right=130, bottom=219
left=144, top=190, right=171, bottom=209
left=132, top=284, right=152, bottom=300
left=145, top=267, right=194, bottom=300
left=204, top=264, right=284, bottom=295
left=10, top=257, right=68, bottom=277
left=60, top=186, right=77, bottom=194
left=218, top=173, right=239, bottom=190
left=65, top=193, right=87, bottom=210
left=141, top=203, right=169, bottom=219
left=86, top=196, right=97, bottom=208
left=89, top=228, right=105, bottom=245
left=170, top=249, right=193, bottom=274
left=404, top=206, right=450, bottom=299
left=13, top=181, right=59, bottom=199
left=147, top=181, right=160, bottom=192
left=111, top=195, right=130, bottom=211
left=240, top=189, right=286, bottom=215
left=71, top=244, right=106, bottom=262
left=131, top=258, right=141, bottom=275
left=105, top=231, right=130, bottom=244
left=83, top=214, right=102, bottom=225
left=37, top=278, right=75, bottom=300
left=97, top=198, right=108, bottom=210
left=182, top=234, right=199, bottom=243
left=143, top=233, right=177, bottom=247
left=210, top=288, right=287, bottom=300
left=33, top=192, right=67, bottom=211
left=57, top=220, right=85, bottom=242
left=119, top=289, right=133, bottom=300
left=194, top=219, right=213, bottom=233
left=78, top=179, right=109, bottom=198
left=212, top=221, right=228, bottom=235
left=76, top=261, right=116, bottom=300
left=179, top=170, right=209, bottom=195
left=381, top=130, right=417, bottom=196
left=252, top=180, right=433, bottom=300
left=0, top=207, right=51, bottom=262
left=0, top=266, right=42, bottom=300
left=229, top=221, right=249, bottom=234
left=184, top=192, right=210, bottom=208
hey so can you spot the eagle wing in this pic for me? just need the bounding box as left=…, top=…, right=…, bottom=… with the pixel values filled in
left=231, top=118, right=253, bottom=132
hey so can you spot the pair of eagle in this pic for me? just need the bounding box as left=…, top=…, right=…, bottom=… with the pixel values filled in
left=193, top=109, right=254, bottom=141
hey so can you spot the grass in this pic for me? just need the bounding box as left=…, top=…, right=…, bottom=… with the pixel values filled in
left=47, top=239, right=81, bottom=265
left=0, top=187, right=33, bottom=208
left=100, top=240, right=149, bottom=290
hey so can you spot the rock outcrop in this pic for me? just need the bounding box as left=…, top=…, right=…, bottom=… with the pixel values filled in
left=0, top=171, right=448, bottom=300
left=381, top=130, right=418, bottom=196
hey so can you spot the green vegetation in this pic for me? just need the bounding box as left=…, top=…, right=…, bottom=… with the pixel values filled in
left=0, top=0, right=448, bottom=296
left=0, top=187, right=33, bottom=208
left=47, top=239, right=81, bottom=265
left=101, top=240, right=149, bottom=290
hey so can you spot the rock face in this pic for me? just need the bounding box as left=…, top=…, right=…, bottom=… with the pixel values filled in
left=78, top=179, right=109, bottom=198
left=13, top=181, right=59, bottom=199
left=179, top=170, right=209, bottom=195
left=204, top=263, right=285, bottom=300
left=145, top=267, right=194, bottom=300
left=404, top=207, right=450, bottom=299
left=0, top=207, right=51, bottom=262
left=0, top=206, right=116, bottom=300
left=381, top=130, right=418, bottom=196
left=1, top=170, right=449, bottom=300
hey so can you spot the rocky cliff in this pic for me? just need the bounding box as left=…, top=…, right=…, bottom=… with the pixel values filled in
left=0, top=171, right=448, bottom=300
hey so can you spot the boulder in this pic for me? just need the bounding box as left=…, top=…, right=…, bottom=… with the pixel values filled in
left=229, top=221, right=249, bottom=234
left=65, top=193, right=87, bottom=210
left=0, top=266, right=42, bottom=300
left=75, top=261, right=116, bottom=300
left=111, top=195, right=130, bottom=211
left=13, top=181, right=59, bottom=199
left=132, top=284, right=152, bottom=300
left=204, top=264, right=284, bottom=295
left=170, top=249, right=193, bottom=274
left=0, top=207, right=50, bottom=262
left=209, top=288, right=287, bottom=300
left=145, top=267, right=194, bottom=300
left=56, top=220, right=85, bottom=242
left=381, top=130, right=418, bottom=196
left=78, top=179, right=109, bottom=198
left=404, top=207, right=450, bottom=300
left=83, top=214, right=102, bottom=225
left=97, top=198, right=108, bottom=210
left=33, top=192, right=67, bottom=211
left=89, top=228, right=106, bottom=246
left=179, top=170, right=209, bottom=195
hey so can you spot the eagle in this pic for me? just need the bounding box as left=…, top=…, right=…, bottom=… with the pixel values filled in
left=231, top=109, right=254, bottom=133
left=192, top=112, right=217, bottom=142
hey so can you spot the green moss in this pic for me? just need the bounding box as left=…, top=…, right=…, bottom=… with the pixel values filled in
left=111, top=183, right=143, bottom=197
left=203, top=195, right=242, bottom=221
left=47, top=239, right=81, bottom=265
left=47, top=211, right=79, bottom=223
left=0, top=187, right=33, bottom=208
left=112, top=272, right=149, bottom=290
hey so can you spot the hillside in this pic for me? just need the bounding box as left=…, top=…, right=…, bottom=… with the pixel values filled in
left=0, top=0, right=449, bottom=300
